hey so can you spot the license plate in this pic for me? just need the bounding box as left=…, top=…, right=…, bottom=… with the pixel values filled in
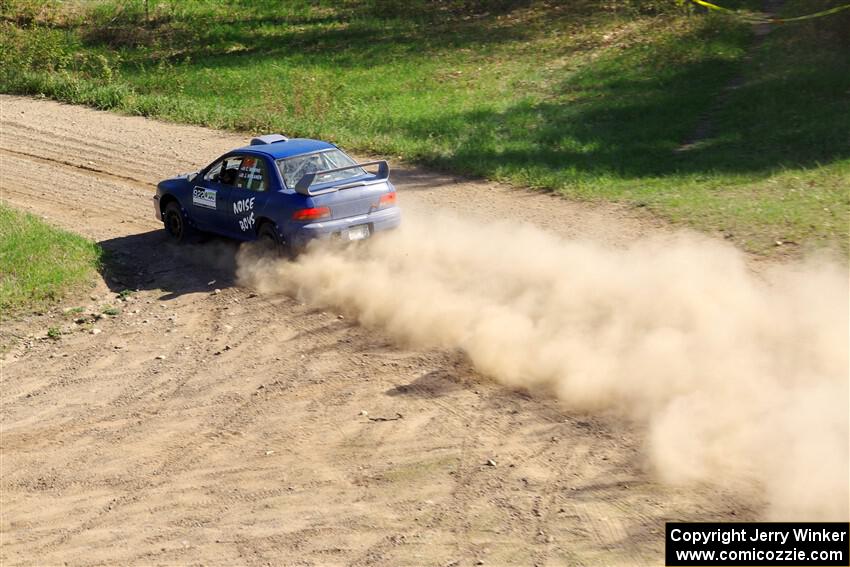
left=344, top=225, right=370, bottom=241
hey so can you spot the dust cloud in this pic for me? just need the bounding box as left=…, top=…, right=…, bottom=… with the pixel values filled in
left=237, top=210, right=849, bottom=520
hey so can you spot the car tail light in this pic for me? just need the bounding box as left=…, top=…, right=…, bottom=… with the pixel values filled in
left=377, top=192, right=397, bottom=208
left=292, top=206, right=331, bottom=221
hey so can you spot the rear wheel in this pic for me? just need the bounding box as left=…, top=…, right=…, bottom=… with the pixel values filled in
left=257, top=222, right=285, bottom=257
left=163, top=201, right=192, bottom=243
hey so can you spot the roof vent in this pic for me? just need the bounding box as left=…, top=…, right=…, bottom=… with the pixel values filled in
left=250, top=134, right=289, bottom=145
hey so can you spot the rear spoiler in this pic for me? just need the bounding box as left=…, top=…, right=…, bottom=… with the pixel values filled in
left=294, top=160, right=389, bottom=196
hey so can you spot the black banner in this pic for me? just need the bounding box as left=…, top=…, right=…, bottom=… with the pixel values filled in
left=666, top=522, right=849, bottom=566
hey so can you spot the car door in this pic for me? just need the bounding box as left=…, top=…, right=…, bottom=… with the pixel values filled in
left=191, top=155, right=244, bottom=232
left=225, top=154, right=275, bottom=240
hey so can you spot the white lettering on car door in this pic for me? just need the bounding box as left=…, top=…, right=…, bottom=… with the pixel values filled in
left=233, top=197, right=255, bottom=214
left=239, top=212, right=255, bottom=232
left=234, top=197, right=256, bottom=232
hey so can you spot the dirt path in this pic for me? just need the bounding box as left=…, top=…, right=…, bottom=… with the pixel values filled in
left=677, top=0, right=786, bottom=152
left=0, top=95, right=752, bottom=567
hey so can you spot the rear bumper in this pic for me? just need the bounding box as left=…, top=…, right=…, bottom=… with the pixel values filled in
left=153, top=195, right=162, bottom=221
left=288, top=206, right=401, bottom=248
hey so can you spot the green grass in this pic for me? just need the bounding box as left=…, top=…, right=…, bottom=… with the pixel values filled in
left=116, top=288, right=134, bottom=300
left=0, top=203, right=102, bottom=317
left=1, top=0, right=848, bottom=254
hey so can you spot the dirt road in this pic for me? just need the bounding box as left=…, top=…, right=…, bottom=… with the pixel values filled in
left=1, top=95, right=754, bottom=566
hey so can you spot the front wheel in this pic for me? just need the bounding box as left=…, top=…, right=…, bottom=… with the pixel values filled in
left=163, top=201, right=193, bottom=243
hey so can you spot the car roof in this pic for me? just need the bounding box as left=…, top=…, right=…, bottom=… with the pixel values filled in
left=233, top=138, right=336, bottom=160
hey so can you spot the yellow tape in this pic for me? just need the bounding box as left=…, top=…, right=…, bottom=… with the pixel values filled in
left=690, top=0, right=765, bottom=21
left=689, top=0, right=850, bottom=23
left=769, top=3, right=850, bottom=23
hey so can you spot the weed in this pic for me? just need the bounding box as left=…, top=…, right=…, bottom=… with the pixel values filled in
left=117, top=289, right=135, bottom=301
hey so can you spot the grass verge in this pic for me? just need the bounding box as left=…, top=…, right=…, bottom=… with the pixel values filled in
left=0, top=203, right=102, bottom=317
left=0, top=0, right=847, bottom=254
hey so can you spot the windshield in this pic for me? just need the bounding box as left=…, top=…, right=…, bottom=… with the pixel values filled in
left=276, top=149, right=365, bottom=189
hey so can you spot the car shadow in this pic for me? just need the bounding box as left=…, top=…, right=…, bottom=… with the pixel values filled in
left=97, top=230, right=243, bottom=300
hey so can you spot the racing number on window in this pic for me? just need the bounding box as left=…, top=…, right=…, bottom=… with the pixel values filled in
left=236, top=157, right=267, bottom=192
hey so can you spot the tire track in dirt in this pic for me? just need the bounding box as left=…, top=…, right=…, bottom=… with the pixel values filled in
left=2, top=119, right=186, bottom=167
left=0, top=147, right=152, bottom=191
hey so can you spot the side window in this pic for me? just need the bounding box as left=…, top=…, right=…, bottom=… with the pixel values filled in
left=204, top=156, right=243, bottom=186
left=236, top=156, right=268, bottom=192
left=203, top=160, right=223, bottom=181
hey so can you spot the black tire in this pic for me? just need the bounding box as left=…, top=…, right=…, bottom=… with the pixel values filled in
left=257, top=222, right=285, bottom=257
left=163, top=201, right=192, bottom=243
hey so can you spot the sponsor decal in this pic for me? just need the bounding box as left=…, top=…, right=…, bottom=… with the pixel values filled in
left=239, top=211, right=256, bottom=232
left=233, top=197, right=255, bottom=215
left=234, top=196, right=256, bottom=232
left=192, top=186, right=217, bottom=209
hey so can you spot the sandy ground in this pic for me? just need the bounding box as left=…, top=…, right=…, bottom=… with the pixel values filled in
left=0, top=95, right=756, bottom=567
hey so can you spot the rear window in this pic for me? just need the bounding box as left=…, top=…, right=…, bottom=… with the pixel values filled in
left=276, top=150, right=365, bottom=189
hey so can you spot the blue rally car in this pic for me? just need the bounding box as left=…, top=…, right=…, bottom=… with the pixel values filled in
left=153, top=134, right=400, bottom=251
